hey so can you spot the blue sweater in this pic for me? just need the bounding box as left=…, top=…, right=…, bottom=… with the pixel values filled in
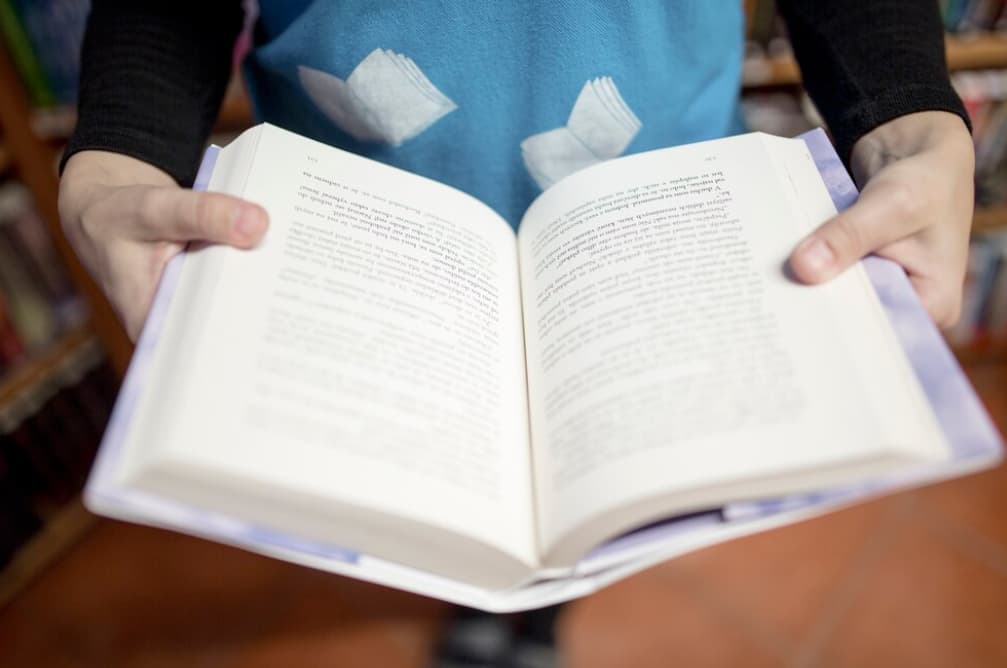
left=245, top=1, right=745, bottom=227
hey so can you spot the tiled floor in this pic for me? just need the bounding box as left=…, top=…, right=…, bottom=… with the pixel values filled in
left=1, top=362, right=1005, bottom=667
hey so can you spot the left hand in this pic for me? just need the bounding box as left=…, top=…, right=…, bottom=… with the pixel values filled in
left=788, top=111, right=975, bottom=329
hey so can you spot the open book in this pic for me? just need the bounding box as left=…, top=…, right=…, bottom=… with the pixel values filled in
left=87, top=124, right=1003, bottom=611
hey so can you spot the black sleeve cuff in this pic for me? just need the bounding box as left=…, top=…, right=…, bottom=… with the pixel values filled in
left=778, top=0, right=971, bottom=163
left=61, top=1, right=244, bottom=186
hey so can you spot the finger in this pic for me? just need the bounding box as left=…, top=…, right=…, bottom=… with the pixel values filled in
left=788, top=182, right=924, bottom=284
left=909, top=273, right=962, bottom=330
left=135, top=188, right=268, bottom=247
left=96, top=238, right=172, bottom=341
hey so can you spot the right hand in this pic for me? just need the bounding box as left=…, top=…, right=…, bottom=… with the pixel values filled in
left=59, top=150, right=269, bottom=341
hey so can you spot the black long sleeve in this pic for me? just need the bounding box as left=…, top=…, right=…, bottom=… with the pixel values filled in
left=778, top=0, right=970, bottom=163
left=62, top=1, right=244, bottom=186
left=65, top=2, right=970, bottom=184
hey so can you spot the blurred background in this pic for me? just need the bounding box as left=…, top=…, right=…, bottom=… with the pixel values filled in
left=0, top=0, right=1005, bottom=665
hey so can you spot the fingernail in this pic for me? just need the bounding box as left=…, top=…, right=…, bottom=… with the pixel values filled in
left=799, top=239, right=834, bottom=275
left=233, top=205, right=266, bottom=238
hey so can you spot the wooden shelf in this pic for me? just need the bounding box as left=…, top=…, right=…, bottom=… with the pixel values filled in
left=945, top=33, right=1007, bottom=72
left=973, top=205, right=1007, bottom=233
left=742, top=52, right=801, bottom=88
left=743, top=33, right=1007, bottom=89
left=0, top=499, right=96, bottom=608
left=0, top=324, right=102, bottom=422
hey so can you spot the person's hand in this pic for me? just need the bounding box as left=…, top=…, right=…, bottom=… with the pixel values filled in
left=788, top=111, right=974, bottom=329
left=59, top=150, right=269, bottom=341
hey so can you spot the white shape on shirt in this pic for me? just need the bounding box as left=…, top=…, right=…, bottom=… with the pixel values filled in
left=299, top=49, right=458, bottom=146
left=522, top=77, right=642, bottom=190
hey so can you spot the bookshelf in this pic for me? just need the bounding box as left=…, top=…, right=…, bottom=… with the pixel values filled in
left=0, top=44, right=131, bottom=378
left=0, top=322, right=99, bottom=412
left=0, top=35, right=123, bottom=604
left=743, top=33, right=1007, bottom=88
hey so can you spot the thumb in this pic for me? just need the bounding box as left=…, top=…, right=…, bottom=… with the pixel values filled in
left=135, top=187, right=269, bottom=247
left=788, top=183, right=919, bottom=284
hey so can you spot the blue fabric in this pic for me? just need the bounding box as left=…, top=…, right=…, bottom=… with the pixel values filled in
left=245, top=1, right=745, bottom=228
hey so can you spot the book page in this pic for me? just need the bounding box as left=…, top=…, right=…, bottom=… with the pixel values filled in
left=124, top=125, right=536, bottom=568
left=516, top=133, right=948, bottom=562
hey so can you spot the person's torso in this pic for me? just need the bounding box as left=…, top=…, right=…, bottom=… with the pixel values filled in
left=246, top=1, right=745, bottom=227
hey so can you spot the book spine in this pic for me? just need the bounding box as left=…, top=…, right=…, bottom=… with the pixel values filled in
left=0, top=0, right=54, bottom=107
left=0, top=184, right=84, bottom=345
left=948, top=239, right=997, bottom=346
left=984, top=233, right=1007, bottom=341
left=13, top=0, right=88, bottom=105
left=945, top=0, right=973, bottom=32
left=958, top=0, right=1000, bottom=32
left=0, top=233, right=57, bottom=353
left=0, top=184, right=75, bottom=303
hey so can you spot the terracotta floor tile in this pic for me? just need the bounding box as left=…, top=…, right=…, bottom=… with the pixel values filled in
left=918, top=364, right=1007, bottom=554
left=559, top=566, right=783, bottom=668
left=660, top=494, right=904, bottom=651
left=964, top=363, right=1007, bottom=433
left=0, top=521, right=444, bottom=667
left=231, top=569, right=446, bottom=667
left=812, top=512, right=1007, bottom=668
left=231, top=619, right=441, bottom=668
left=0, top=521, right=291, bottom=666
left=919, top=462, right=1007, bottom=556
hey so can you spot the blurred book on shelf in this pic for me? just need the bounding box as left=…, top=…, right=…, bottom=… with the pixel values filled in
left=956, top=70, right=1007, bottom=206
left=15, top=0, right=87, bottom=105
left=745, top=0, right=1007, bottom=45
left=0, top=181, right=87, bottom=375
left=0, top=352, right=115, bottom=570
left=950, top=230, right=1007, bottom=349
left=943, top=0, right=1007, bottom=33
left=0, top=0, right=87, bottom=108
left=741, top=91, right=813, bottom=139
left=941, top=65, right=1007, bottom=354
left=743, top=0, right=1007, bottom=88
left=743, top=0, right=791, bottom=57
